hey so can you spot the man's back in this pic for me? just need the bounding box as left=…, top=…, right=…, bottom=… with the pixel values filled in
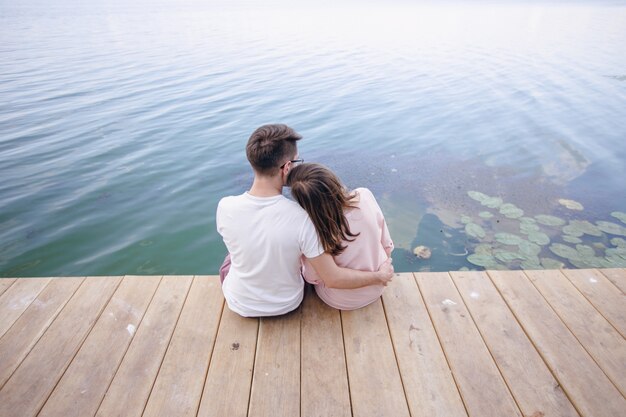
left=216, top=192, right=323, bottom=316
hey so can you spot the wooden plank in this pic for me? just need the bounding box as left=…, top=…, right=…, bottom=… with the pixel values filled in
left=599, top=268, right=626, bottom=294
left=37, top=276, right=161, bottom=417
left=301, top=285, right=351, bottom=417
left=526, top=269, right=626, bottom=395
left=382, top=273, right=467, bottom=417
left=0, top=278, right=17, bottom=296
left=341, top=298, right=410, bottom=417
left=489, top=270, right=626, bottom=417
left=142, top=276, right=224, bottom=417
left=450, top=271, right=578, bottom=417
left=0, top=277, right=51, bottom=338
left=248, top=308, right=301, bottom=417
left=0, top=277, right=84, bottom=388
left=197, top=302, right=259, bottom=417
left=96, top=276, right=193, bottom=417
left=415, top=272, right=522, bottom=417
left=0, top=276, right=122, bottom=417
left=561, top=269, right=626, bottom=337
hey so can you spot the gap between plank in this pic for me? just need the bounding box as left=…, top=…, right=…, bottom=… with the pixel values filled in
left=447, top=271, right=524, bottom=416
left=524, top=270, right=624, bottom=397
left=36, top=276, right=124, bottom=417
left=0, top=277, right=86, bottom=392
left=94, top=276, right=165, bottom=417
left=484, top=270, right=585, bottom=417
left=379, top=287, right=413, bottom=417
left=411, top=272, right=470, bottom=417
left=139, top=275, right=195, bottom=417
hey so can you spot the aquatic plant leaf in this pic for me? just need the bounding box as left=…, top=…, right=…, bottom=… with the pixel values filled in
left=482, top=197, right=503, bottom=209
left=558, top=199, right=584, bottom=211
left=576, top=244, right=595, bottom=258
left=570, top=220, right=602, bottom=237
left=549, top=243, right=581, bottom=261
left=611, top=211, right=626, bottom=224
left=467, top=253, right=498, bottom=267
left=494, top=251, right=525, bottom=263
left=527, top=231, right=550, bottom=246
left=518, top=240, right=541, bottom=257
left=562, top=235, right=582, bottom=244
left=520, top=217, right=537, bottom=225
left=479, top=211, right=494, bottom=219
left=459, top=267, right=470, bottom=271
left=604, top=255, right=626, bottom=267
left=610, top=237, right=626, bottom=248
left=468, top=191, right=489, bottom=203
left=520, top=223, right=540, bottom=234
left=596, top=221, right=626, bottom=236
left=465, top=223, right=486, bottom=239
left=535, top=215, right=566, bottom=227
left=495, top=233, right=524, bottom=246
left=521, top=258, right=542, bottom=270
left=499, top=203, right=524, bottom=219
left=606, top=246, right=626, bottom=260
left=562, top=224, right=584, bottom=237
left=540, top=258, right=565, bottom=269
left=461, top=215, right=472, bottom=225
left=474, top=244, right=493, bottom=254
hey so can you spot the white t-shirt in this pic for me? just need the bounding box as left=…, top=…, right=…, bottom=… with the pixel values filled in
left=216, top=192, right=324, bottom=317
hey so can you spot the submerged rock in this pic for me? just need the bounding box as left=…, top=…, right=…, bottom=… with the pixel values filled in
left=413, top=245, right=432, bottom=259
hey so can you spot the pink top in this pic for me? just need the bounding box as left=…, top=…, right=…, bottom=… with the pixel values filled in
left=302, top=187, right=394, bottom=310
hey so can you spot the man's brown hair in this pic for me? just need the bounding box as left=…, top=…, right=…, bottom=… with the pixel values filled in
left=246, top=124, right=302, bottom=175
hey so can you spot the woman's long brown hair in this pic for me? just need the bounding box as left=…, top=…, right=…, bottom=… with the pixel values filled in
left=286, top=163, right=359, bottom=256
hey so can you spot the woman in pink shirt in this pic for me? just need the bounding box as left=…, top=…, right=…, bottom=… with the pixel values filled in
left=287, top=163, right=394, bottom=310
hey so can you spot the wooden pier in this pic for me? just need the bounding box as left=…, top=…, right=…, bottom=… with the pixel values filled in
left=0, top=269, right=624, bottom=417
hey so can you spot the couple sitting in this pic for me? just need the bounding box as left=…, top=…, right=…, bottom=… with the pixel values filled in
left=216, top=124, right=394, bottom=317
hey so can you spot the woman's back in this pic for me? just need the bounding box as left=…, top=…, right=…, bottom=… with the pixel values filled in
left=303, top=187, right=394, bottom=310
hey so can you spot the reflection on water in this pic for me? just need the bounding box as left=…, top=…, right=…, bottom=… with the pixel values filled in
left=1, top=1, right=625, bottom=276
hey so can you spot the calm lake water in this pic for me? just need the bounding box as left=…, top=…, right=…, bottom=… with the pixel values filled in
left=1, top=1, right=626, bottom=276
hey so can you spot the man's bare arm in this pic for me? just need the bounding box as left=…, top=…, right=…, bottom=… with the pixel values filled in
left=306, top=253, right=394, bottom=289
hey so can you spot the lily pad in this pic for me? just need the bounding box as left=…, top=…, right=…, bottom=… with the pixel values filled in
left=576, top=244, right=595, bottom=258
left=596, top=221, right=626, bottom=236
left=467, top=253, right=498, bottom=267
left=541, top=258, right=565, bottom=269
left=563, top=235, right=582, bottom=244
left=610, top=237, right=626, bottom=248
left=468, top=191, right=489, bottom=203
left=460, top=215, right=472, bottom=225
left=520, top=223, right=540, bottom=234
left=499, top=203, right=524, bottom=219
left=521, top=258, right=542, bottom=270
left=562, top=224, right=584, bottom=238
left=519, top=240, right=542, bottom=257
left=479, top=211, right=494, bottom=219
left=611, top=211, right=626, bottom=224
left=558, top=199, right=584, bottom=211
left=520, top=217, right=537, bottom=225
left=527, top=231, right=550, bottom=246
left=465, top=223, right=486, bottom=239
left=483, top=197, right=503, bottom=209
left=549, top=243, right=581, bottom=261
left=495, top=233, right=524, bottom=246
left=474, top=244, right=493, bottom=254
left=570, top=220, right=602, bottom=237
left=459, top=267, right=470, bottom=271
left=494, top=251, right=525, bottom=263
left=535, top=215, right=566, bottom=227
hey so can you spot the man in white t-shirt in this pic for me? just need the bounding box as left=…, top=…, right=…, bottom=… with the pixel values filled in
left=216, top=124, right=394, bottom=317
